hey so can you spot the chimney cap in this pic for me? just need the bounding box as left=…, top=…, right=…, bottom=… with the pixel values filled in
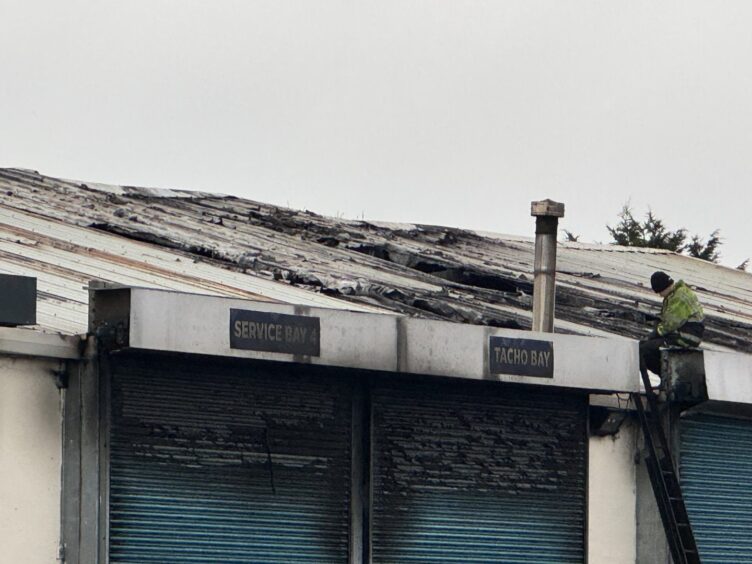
left=531, top=199, right=565, bottom=218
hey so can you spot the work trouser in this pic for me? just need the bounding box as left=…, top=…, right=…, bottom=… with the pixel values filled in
left=639, top=331, right=701, bottom=376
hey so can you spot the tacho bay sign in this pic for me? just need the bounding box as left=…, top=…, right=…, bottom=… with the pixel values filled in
left=230, top=309, right=320, bottom=356
left=489, top=336, right=554, bottom=378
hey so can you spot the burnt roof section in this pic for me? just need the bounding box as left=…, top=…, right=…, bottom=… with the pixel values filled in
left=1, top=168, right=751, bottom=351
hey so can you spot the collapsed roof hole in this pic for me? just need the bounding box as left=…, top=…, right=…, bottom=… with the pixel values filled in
left=355, top=244, right=391, bottom=262
left=352, top=243, right=531, bottom=293
left=424, top=266, right=530, bottom=294
left=90, top=223, right=185, bottom=252
left=486, top=317, right=525, bottom=330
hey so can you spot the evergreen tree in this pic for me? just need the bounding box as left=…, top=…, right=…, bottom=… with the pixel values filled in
left=606, top=203, right=721, bottom=263
left=686, top=230, right=722, bottom=263
left=606, top=205, right=649, bottom=248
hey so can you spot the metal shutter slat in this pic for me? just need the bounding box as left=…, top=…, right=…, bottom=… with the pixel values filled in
left=681, top=415, right=752, bottom=563
left=371, top=380, right=587, bottom=564
left=109, top=355, right=351, bottom=563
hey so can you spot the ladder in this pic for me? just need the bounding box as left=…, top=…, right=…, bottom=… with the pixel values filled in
left=632, top=366, right=701, bottom=564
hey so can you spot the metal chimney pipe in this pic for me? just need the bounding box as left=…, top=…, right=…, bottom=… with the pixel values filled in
left=531, top=199, right=565, bottom=333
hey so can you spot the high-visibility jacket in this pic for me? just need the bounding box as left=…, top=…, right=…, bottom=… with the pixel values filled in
left=657, top=280, right=704, bottom=346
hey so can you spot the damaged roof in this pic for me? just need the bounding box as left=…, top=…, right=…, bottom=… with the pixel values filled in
left=0, top=168, right=750, bottom=352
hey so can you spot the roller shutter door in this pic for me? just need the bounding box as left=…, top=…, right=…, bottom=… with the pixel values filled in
left=680, top=414, right=752, bottom=563
left=371, top=379, right=587, bottom=564
left=108, top=354, right=352, bottom=563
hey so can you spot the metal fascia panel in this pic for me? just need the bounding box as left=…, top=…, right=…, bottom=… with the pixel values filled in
left=125, top=288, right=638, bottom=392
left=704, top=350, right=752, bottom=404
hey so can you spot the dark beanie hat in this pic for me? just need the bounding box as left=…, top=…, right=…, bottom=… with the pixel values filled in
left=650, top=271, right=673, bottom=293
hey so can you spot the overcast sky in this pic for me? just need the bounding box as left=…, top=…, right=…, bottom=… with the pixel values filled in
left=2, top=1, right=751, bottom=268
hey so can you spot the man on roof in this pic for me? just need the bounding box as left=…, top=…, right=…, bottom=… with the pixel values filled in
left=639, top=271, right=705, bottom=377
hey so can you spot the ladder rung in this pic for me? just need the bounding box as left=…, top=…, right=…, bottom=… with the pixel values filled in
left=632, top=387, right=700, bottom=562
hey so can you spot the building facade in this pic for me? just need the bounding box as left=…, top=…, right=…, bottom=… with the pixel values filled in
left=58, top=287, right=637, bottom=563
left=1, top=169, right=751, bottom=563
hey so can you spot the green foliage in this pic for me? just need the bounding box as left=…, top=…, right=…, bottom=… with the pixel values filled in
left=562, top=229, right=580, bottom=242
left=686, top=230, right=721, bottom=263
left=606, top=203, right=721, bottom=263
left=606, top=205, right=646, bottom=247
left=642, top=211, right=687, bottom=252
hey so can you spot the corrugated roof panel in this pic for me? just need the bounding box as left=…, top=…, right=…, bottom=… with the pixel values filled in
left=0, top=205, right=382, bottom=334
left=0, top=168, right=750, bottom=352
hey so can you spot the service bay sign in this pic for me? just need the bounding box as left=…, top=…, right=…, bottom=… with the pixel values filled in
left=230, top=309, right=320, bottom=356
left=489, top=336, right=554, bottom=378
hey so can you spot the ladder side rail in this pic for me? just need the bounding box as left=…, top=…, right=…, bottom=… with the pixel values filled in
left=640, top=367, right=701, bottom=561
left=634, top=366, right=702, bottom=563
left=640, top=367, right=676, bottom=468
left=634, top=393, right=689, bottom=564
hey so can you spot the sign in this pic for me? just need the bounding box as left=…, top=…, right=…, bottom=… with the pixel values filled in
left=489, top=337, right=554, bottom=378
left=0, top=274, right=36, bottom=326
left=230, top=309, right=320, bottom=356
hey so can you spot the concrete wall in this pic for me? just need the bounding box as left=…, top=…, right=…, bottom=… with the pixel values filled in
left=589, top=420, right=638, bottom=564
left=635, top=454, right=671, bottom=564
left=0, top=357, right=62, bottom=564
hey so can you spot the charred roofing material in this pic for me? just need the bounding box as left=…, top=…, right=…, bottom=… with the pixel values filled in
left=0, top=168, right=750, bottom=352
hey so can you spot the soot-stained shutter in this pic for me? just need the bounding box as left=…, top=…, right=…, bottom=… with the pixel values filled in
left=108, top=354, right=352, bottom=563
left=370, top=379, right=587, bottom=564
left=681, top=414, right=752, bottom=563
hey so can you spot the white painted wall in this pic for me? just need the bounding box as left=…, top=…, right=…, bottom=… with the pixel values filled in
left=589, top=421, right=638, bottom=564
left=0, top=357, right=62, bottom=564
